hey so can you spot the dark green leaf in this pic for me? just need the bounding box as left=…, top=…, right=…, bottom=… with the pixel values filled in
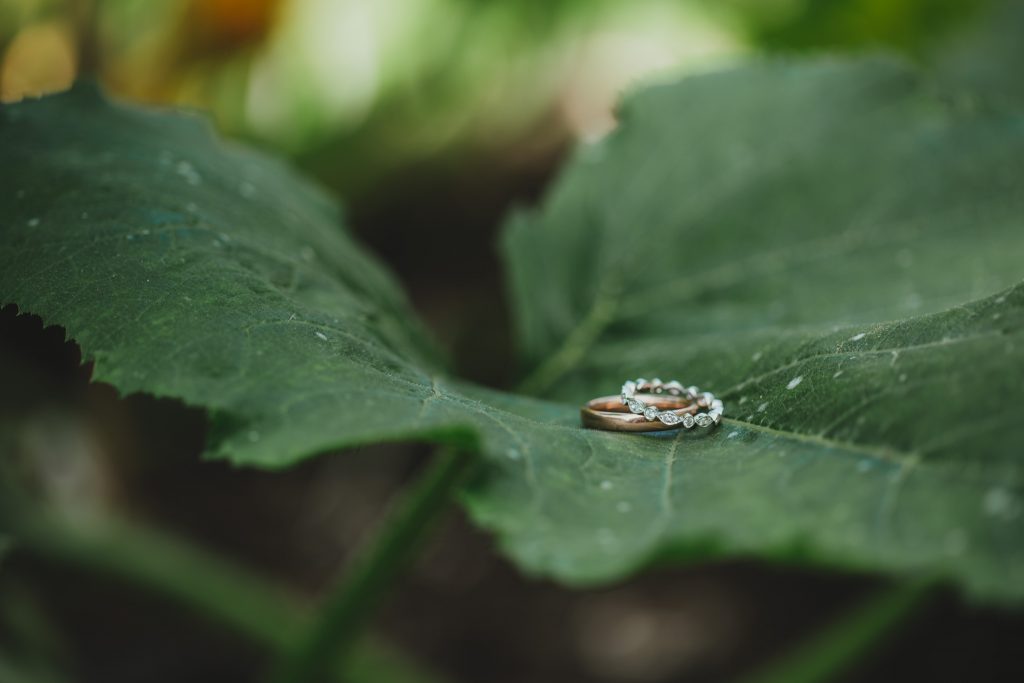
left=2, top=58, right=1023, bottom=603
left=492, top=57, right=1024, bottom=598
left=0, top=84, right=458, bottom=467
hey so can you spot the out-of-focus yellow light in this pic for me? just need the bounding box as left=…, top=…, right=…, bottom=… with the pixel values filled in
left=1, top=21, right=77, bottom=103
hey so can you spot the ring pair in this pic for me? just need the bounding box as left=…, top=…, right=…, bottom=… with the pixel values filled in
left=581, top=378, right=723, bottom=432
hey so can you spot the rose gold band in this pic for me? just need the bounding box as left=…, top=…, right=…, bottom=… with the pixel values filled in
left=580, top=394, right=707, bottom=432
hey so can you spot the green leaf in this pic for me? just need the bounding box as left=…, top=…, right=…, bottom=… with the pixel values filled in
left=0, top=84, right=458, bottom=467
left=492, top=57, right=1024, bottom=597
left=2, top=55, right=1023, bottom=605
left=508, top=57, right=1024, bottom=387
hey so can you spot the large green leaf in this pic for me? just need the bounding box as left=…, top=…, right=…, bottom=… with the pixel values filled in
left=1, top=56, right=1023, bottom=604
left=0, top=85, right=457, bottom=467
left=507, top=57, right=1024, bottom=388
left=493, top=57, right=1024, bottom=596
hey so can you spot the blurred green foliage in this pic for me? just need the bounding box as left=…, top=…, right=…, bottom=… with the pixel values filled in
left=709, top=0, right=993, bottom=54
left=0, top=0, right=1011, bottom=196
left=0, top=0, right=1007, bottom=194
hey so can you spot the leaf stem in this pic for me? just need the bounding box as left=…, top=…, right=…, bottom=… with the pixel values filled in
left=10, top=510, right=303, bottom=648
left=4, top=500, right=446, bottom=683
left=516, top=289, right=619, bottom=396
left=738, top=579, right=935, bottom=683
left=273, top=447, right=475, bottom=683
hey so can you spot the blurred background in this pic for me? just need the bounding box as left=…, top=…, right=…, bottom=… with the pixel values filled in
left=2, top=0, right=1024, bottom=681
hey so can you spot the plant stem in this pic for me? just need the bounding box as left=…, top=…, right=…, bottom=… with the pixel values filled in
left=739, top=579, right=935, bottom=683
left=5, top=501, right=447, bottom=683
left=11, top=510, right=304, bottom=648
left=273, top=447, right=475, bottom=683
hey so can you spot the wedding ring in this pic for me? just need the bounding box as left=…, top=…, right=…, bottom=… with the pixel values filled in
left=580, top=378, right=724, bottom=432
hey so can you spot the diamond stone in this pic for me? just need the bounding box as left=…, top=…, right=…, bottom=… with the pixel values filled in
left=658, top=411, right=681, bottom=425
left=694, top=413, right=713, bottom=427
left=626, top=399, right=645, bottom=414
left=682, top=414, right=695, bottom=428
left=643, top=405, right=659, bottom=420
